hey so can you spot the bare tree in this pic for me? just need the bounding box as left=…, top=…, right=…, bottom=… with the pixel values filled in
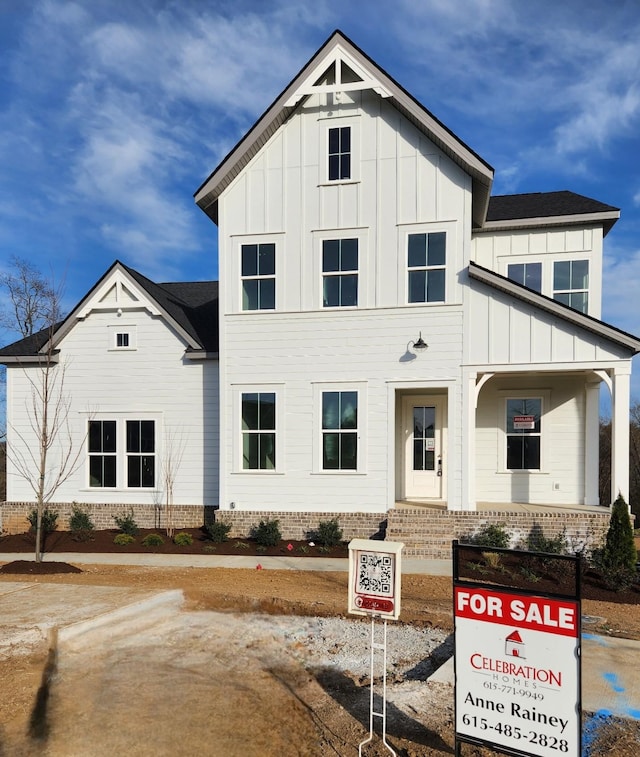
left=1, top=260, right=84, bottom=561
left=160, top=427, right=187, bottom=538
left=0, top=256, right=59, bottom=338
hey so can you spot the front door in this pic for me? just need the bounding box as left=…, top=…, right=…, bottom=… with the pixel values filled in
left=403, top=396, right=445, bottom=500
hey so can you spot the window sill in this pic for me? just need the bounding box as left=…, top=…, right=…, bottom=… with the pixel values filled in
left=317, top=180, right=360, bottom=187
left=232, top=470, right=284, bottom=475
left=496, top=470, right=549, bottom=475
left=311, top=470, right=366, bottom=476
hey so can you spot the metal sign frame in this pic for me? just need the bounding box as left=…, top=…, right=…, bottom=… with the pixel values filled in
left=453, top=541, right=582, bottom=757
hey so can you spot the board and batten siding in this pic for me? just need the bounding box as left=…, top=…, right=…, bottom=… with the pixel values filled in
left=475, top=375, right=588, bottom=505
left=6, top=309, right=219, bottom=507
left=471, top=226, right=603, bottom=319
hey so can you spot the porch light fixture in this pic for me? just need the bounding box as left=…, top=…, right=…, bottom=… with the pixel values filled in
left=411, top=332, right=428, bottom=351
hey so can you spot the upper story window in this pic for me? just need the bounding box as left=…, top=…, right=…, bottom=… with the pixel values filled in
left=328, top=126, right=351, bottom=181
left=507, top=262, right=542, bottom=292
left=241, top=243, right=275, bottom=310
left=322, top=390, right=358, bottom=470
left=506, top=398, right=541, bottom=470
left=116, top=332, right=129, bottom=348
left=553, top=260, right=588, bottom=313
left=407, top=232, right=446, bottom=303
left=241, top=392, right=276, bottom=470
left=323, top=238, right=358, bottom=307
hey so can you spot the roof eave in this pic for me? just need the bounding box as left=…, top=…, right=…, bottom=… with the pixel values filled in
left=0, top=353, right=60, bottom=365
left=468, top=262, right=640, bottom=354
left=476, top=210, right=620, bottom=237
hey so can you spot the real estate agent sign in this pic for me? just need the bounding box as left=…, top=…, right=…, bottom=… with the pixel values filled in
left=454, top=584, right=581, bottom=757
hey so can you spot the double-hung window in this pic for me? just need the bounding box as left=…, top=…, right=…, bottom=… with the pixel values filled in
left=506, top=398, right=541, bottom=470
left=88, top=420, right=117, bottom=487
left=241, top=243, right=275, bottom=310
left=242, top=392, right=276, bottom=470
left=507, top=262, right=542, bottom=292
left=88, top=419, right=156, bottom=488
left=553, top=260, right=588, bottom=313
left=322, top=391, right=357, bottom=470
left=323, top=238, right=358, bottom=307
left=126, top=420, right=155, bottom=487
left=328, top=126, right=351, bottom=181
left=407, top=232, right=446, bottom=303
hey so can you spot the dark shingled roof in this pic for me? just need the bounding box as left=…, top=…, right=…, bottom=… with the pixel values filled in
left=0, top=263, right=219, bottom=359
left=487, top=191, right=619, bottom=222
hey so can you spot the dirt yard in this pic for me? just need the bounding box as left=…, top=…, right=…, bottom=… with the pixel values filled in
left=1, top=564, right=639, bottom=755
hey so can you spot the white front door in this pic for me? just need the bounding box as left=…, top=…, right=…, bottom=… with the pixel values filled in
left=403, top=396, right=445, bottom=500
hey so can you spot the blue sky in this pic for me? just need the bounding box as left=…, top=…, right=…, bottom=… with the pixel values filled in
left=1, top=0, right=639, bottom=406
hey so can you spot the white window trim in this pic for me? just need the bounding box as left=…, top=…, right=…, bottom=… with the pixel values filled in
left=552, top=259, right=589, bottom=313
left=319, top=117, right=360, bottom=185
left=108, top=324, right=136, bottom=351
left=232, top=384, right=284, bottom=474
left=231, top=233, right=284, bottom=314
left=313, top=228, right=368, bottom=310
left=84, top=413, right=160, bottom=490
left=497, top=390, right=550, bottom=474
left=312, top=381, right=367, bottom=474
left=398, top=221, right=456, bottom=306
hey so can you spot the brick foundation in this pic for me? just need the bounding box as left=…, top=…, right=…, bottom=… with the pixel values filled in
left=0, top=501, right=613, bottom=560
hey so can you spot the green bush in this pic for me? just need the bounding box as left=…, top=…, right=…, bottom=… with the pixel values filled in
left=314, top=518, right=343, bottom=548
left=114, top=533, right=135, bottom=546
left=526, top=525, right=567, bottom=555
left=142, top=533, right=164, bottom=547
left=174, top=532, right=193, bottom=546
left=253, top=518, right=281, bottom=547
left=468, top=523, right=510, bottom=549
left=598, top=495, right=638, bottom=591
left=206, top=520, right=232, bottom=543
left=113, top=509, right=139, bottom=536
left=69, top=504, right=94, bottom=540
left=27, top=508, right=58, bottom=534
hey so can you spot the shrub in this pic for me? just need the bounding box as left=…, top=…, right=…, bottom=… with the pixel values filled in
left=253, top=518, right=281, bottom=547
left=468, top=522, right=510, bottom=549
left=598, top=495, right=638, bottom=591
left=174, top=532, right=193, bottom=546
left=113, top=509, right=139, bottom=536
left=69, top=504, right=94, bottom=541
left=314, top=518, right=343, bottom=548
left=114, top=533, right=135, bottom=546
left=27, top=508, right=58, bottom=534
left=526, top=525, right=567, bottom=555
left=206, top=520, right=232, bottom=543
left=142, top=533, right=164, bottom=547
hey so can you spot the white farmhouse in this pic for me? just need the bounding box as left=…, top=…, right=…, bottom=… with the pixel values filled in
left=2, top=31, right=638, bottom=555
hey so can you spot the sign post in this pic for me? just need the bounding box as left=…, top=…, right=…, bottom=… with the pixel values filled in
left=453, top=542, right=581, bottom=757
left=348, top=539, right=404, bottom=756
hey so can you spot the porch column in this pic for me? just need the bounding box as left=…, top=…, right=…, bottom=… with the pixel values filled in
left=584, top=379, right=601, bottom=505
left=461, top=370, right=477, bottom=511
left=611, top=364, right=631, bottom=505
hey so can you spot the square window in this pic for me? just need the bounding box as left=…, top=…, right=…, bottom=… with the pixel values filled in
left=507, top=262, right=542, bottom=292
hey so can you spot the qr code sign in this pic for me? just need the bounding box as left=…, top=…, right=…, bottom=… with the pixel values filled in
left=357, top=552, right=393, bottom=596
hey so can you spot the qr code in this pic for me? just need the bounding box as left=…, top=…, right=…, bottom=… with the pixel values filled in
left=356, top=552, right=393, bottom=596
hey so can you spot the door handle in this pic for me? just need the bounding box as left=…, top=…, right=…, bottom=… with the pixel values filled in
left=437, top=456, right=443, bottom=477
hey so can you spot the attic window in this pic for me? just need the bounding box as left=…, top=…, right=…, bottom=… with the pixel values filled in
left=108, top=325, right=136, bottom=350
left=328, top=126, right=351, bottom=180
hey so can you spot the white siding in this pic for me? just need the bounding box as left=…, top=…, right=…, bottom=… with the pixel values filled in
left=475, top=375, right=586, bottom=505
left=6, top=309, right=219, bottom=506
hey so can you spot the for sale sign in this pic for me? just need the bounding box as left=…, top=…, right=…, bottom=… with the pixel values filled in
left=453, top=547, right=581, bottom=757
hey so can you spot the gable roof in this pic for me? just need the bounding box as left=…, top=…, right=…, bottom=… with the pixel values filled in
left=482, top=191, right=620, bottom=236
left=194, top=29, right=495, bottom=229
left=468, top=261, right=640, bottom=355
left=0, top=261, right=219, bottom=362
